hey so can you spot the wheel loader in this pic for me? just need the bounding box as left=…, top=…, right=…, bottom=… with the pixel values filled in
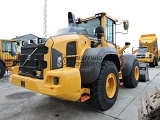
left=0, top=39, right=20, bottom=79
left=132, top=34, right=159, bottom=67
left=9, top=11, right=140, bottom=111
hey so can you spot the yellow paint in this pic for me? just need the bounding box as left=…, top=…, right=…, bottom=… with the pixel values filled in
left=80, top=88, right=90, bottom=94
left=0, top=39, right=20, bottom=71
left=118, top=71, right=122, bottom=80
left=134, top=66, right=140, bottom=80
left=134, top=34, right=159, bottom=64
left=106, top=73, right=117, bottom=98
left=10, top=67, right=81, bottom=101
left=158, top=50, right=160, bottom=60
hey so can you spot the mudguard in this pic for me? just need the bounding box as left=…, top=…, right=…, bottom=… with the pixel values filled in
left=121, top=54, right=137, bottom=77
left=80, top=47, right=120, bottom=84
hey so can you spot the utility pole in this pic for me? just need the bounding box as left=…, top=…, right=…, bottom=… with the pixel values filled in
left=43, top=0, right=47, bottom=37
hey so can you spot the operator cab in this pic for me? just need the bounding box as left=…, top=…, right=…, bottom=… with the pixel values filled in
left=55, top=12, right=116, bottom=44
left=55, top=12, right=129, bottom=48
left=1, top=40, right=17, bottom=56
left=76, top=13, right=117, bottom=45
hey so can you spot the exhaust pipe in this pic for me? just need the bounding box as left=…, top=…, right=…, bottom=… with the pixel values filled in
left=68, top=12, right=77, bottom=27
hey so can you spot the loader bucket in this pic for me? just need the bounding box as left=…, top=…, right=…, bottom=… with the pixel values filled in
left=139, top=62, right=149, bottom=82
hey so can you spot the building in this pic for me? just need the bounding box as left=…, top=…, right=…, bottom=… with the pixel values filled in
left=12, top=33, right=39, bottom=52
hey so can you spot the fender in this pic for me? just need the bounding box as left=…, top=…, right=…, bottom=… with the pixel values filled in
left=121, top=54, right=138, bottom=77
left=80, top=47, right=120, bottom=84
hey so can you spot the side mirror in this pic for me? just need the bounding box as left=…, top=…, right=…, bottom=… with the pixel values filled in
left=125, top=42, right=130, bottom=46
left=95, top=26, right=104, bottom=39
left=123, top=20, right=129, bottom=30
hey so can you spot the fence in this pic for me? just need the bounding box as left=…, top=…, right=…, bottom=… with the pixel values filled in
left=0, top=71, right=12, bottom=81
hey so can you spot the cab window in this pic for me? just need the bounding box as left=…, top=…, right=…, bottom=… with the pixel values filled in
left=106, top=18, right=115, bottom=44
left=2, top=41, right=17, bottom=53
left=77, top=18, right=101, bottom=36
left=139, top=47, right=148, bottom=53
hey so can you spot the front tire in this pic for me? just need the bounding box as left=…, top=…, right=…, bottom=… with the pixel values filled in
left=123, top=60, right=139, bottom=88
left=89, top=60, right=119, bottom=111
left=149, top=57, right=156, bottom=67
left=155, top=57, right=158, bottom=66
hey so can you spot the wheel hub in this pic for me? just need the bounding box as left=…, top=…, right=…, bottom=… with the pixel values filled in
left=106, top=73, right=117, bottom=98
left=134, top=66, right=139, bottom=80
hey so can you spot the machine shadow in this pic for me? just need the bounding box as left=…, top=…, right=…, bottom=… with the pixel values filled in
left=21, top=95, right=103, bottom=119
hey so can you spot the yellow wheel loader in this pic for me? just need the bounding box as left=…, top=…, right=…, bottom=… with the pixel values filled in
left=9, top=12, right=140, bottom=111
left=132, top=34, right=159, bottom=67
left=0, top=39, right=20, bottom=79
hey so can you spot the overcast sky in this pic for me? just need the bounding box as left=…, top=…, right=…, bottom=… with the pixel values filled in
left=0, top=0, right=159, bottom=53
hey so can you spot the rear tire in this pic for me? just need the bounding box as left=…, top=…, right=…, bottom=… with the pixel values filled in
left=155, top=57, right=158, bottom=66
left=149, top=57, right=156, bottom=67
left=0, top=61, right=5, bottom=79
left=123, top=60, right=139, bottom=88
left=89, top=60, right=119, bottom=111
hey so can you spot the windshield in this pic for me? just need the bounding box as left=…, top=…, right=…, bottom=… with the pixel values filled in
left=77, top=17, right=101, bottom=36
left=2, top=41, right=17, bottom=53
left=138, top=47, right=148, bottom=53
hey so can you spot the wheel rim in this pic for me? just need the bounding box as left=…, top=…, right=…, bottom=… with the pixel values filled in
left=106, top=73, right=117, bottom=98
left=134, top=66, right=139, bottom=80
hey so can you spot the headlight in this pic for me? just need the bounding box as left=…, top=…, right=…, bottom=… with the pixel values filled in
left=53, top=77, right=59, bottom=85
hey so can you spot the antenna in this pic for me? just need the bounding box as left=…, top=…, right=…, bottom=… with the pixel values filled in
left=43, top=0, right=47, bottom=37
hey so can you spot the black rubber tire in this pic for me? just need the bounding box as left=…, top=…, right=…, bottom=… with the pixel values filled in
left=149, top=57, right=156, bottom=67
left=155, top=57, right=158, bottom=66
left=89, top=60, right=119, bottom=111
left=0, top=61, right=5, bottom=79
left=123, top=60, right=139, bottom=88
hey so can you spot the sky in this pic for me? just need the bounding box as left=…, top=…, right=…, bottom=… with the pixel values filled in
left=0, top=0, right=159, bottom=53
